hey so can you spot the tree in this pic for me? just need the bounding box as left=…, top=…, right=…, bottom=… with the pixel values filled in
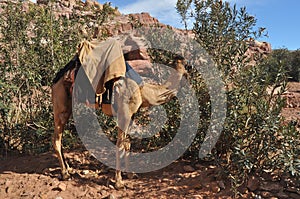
left=176, top=0, right=193, bottom=30
left=0, top=0, right=115, bottom=154
left=290, top=50, right=300, bottom=81
left=177, top=0, right=299, bottom=191
left=262, top=48, right=300, bottom=82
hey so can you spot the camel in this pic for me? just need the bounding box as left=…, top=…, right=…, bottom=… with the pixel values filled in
left=51, top=47, right=188, bottom=188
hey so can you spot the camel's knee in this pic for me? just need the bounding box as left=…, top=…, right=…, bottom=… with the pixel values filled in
left=52, top=112, right=70, bottom=146
left=58, top=111, right=71, bottom=125
left=123, top=137, right=131, bottom=151
left=52, top=130, right=62, bottom=152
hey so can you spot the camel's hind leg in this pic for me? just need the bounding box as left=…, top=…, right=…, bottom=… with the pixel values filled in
left=52, top=80, right=72, bottom=179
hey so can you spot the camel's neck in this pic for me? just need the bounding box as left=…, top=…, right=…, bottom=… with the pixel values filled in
left=140, top=61, right=187, bottom=107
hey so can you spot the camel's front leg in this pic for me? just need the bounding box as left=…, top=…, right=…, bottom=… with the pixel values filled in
left=115, top=128, right=125, bottom=189
left=115, top=105, right=132, bottom=189
left=113, top=78, right=142, bottom=188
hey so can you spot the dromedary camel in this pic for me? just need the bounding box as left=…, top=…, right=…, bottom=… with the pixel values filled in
left=51, top=45, right=188, bottom=188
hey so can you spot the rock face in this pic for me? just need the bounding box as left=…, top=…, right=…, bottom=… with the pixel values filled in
left=245, top=39, right=272, bottom=65
left=36, top=0, right=120, bottom=18
left=2, top=0, right=271, bottom=72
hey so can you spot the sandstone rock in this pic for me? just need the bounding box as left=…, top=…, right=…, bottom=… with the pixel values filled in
left=85, top=0, right=94, bottom=8
left=126, top=60, right=153, bottom=76
left=120, top=23, right=133, bottom=33
left=56, top=183, right=67, bottom=192
left=19, top=0, right=273, bottom=64
left=129, top=13, right=160, bottom=26
left=124, top=48, right=149, bottom=61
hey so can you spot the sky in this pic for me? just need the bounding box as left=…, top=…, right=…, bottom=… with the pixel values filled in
left=96, top=0, right=300, bottom=50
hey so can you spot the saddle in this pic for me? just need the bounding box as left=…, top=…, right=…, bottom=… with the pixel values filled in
left=65, top=60, right=143, bottom=106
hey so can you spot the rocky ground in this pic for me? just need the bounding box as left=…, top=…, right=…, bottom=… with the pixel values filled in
left=0, top=82, right=299, bottom=199
left=0, top=149, right=299, bottom=199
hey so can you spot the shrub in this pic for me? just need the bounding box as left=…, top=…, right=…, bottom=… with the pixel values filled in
left=176, top=0, right=299, bottom=190
left=264, top=48, right=300, bottom=82
left=0, top=0, right=113, bottom=154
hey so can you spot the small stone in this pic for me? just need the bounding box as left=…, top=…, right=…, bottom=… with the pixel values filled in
left=218, top=181, right=226, bottom=190
left=183, top=165, right=195, bottom=172
left=57, top=183, right=67, bottom=191
left=193, top=183, right=202, bottom=190
left=126, top=183, right=134, bottom=190
left=5, top=187, right=11, bottom=194
left=247, top=176, right=260, bottom=191
left=81, top=170, right=89, bottom=175
left=260, top=191, right=273, bottom=198
left=190, top=173, right=197, bottom=178
left=175, top=177, right=182, bottom=182
left=108, top=185, right=115, bottom=189
left=210, top=182, right=221, bottom=193
left=108, top=194, right=116, bottom=199
left=100, top=190, right=108, bottom=196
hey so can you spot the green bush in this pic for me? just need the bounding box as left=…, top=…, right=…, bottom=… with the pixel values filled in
left=176, top=0, right=299, bottom=190
left=0, top=0, right=113, bottom=154
left=262, top=48, right=300, bottom=82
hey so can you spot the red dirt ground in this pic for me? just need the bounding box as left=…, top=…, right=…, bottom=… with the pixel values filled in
left=0, top=83, right=299, bottom=199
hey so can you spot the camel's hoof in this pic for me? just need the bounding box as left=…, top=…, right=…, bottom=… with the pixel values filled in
left=60, top=172, right=71, bottom=180
left=114, top=181, right=125, bottom=190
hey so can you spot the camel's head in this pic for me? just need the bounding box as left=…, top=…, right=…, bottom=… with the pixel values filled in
left=172, top=55, right=189, bottom=78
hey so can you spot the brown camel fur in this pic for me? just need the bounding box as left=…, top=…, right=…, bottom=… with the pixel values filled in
left=51, top=56, right=187, bottom=188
